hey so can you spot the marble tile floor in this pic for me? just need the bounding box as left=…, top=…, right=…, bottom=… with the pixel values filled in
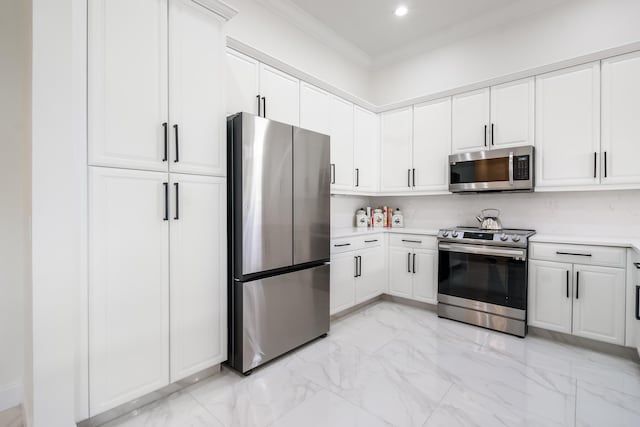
left=102, top=301, right=640, bottom=427
left=0, top=405, right=23, bottom=427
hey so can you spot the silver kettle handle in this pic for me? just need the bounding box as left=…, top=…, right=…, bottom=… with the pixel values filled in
left=481, top=208, right=500, bottom=218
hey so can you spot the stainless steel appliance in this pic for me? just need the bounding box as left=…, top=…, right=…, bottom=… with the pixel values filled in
left=449, top=146, right=534, bottom=193
left=475, top=208, right=502, bottom=230
left=227, top=113, right=330, bottom=375
left=437, top=227, right=536, bottom=337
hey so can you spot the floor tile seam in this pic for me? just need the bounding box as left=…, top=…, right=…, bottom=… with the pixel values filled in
left=186, top=386, right=229, bottom=427
left=574, top=380, right=578, bottom=427
left=420, top=382, right=455, bottom=427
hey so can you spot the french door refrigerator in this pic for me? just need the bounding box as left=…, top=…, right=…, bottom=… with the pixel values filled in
left=227, top=113, right=331, bottom=374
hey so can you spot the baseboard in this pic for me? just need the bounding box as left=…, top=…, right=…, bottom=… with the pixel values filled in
left=0, top=382, right=22, bottom=412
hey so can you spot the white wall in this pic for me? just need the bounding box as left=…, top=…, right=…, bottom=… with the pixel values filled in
left=0, top=0, right=31, bottom=412
left=331, top=195, right=370, bottom=230
left=371, top=0, right=640, bottom=105
left=225, top=0, right=371, bottom=100
left=375, top=191, right=640, bottom=237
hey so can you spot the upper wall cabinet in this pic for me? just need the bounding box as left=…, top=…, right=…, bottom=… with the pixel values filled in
left=226, top=49, right=260, bottom=116
left=601, top=51, right=640, bottom=186
left=413, top=98, right=451, bottom=192
left=452, top=88, right=490, bottom=153
left=535, top=62, right=601, bottom=189
left=380, top=107, right=413, bottom=192
left=353, top=106, right=379, bottom=192
left=452, top=79, right=534, bottom=154
left=259, top=64, right=300, bottom=126
left=300, top=83, right=331, bottom=134
left=329, top=96, right=354, bottom=191
left=89, top=0, right=226, bottom=176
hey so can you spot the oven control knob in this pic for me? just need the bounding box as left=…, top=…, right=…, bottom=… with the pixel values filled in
left=452, top=231, right=459, bottom=238
left=442, top=230, right=450, bottom=237
left=512, top=235, right=521, bottom=242
left=500, top=233, right=509, bottom=241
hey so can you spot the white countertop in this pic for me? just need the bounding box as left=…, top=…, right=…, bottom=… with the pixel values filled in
left=332, top=227, right=640, bottom=253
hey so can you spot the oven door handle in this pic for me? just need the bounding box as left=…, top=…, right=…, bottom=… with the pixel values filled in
left=438, top=242, right=527, bottom=260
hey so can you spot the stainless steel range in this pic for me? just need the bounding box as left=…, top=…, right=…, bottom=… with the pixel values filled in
left=437, top=227, right=536, bottom=337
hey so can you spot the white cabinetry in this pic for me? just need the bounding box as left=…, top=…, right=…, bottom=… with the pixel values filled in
left=452, top=88, right=490, bottom=153
left=89, top=0, right=225, bottom=175
left=169, top=174, right=226, bottom=381
left=380, top=107, right=413, bottom=192
left=413, top=98, right=451, bottom=191
left=353, top=107, right=379, bottom=192
left=89, top=167, right=170, bottom=414
left=535, top=63, right=601, bottom=188
left=601, top=51, right=640, bottom=186
left=388, top=235, right=438, bottom=304
left=225, top=49, right=259, bottom=116
left=528, top=243, right=626, bottom=345
left=259, top=63, right=300, bottom=126
left=490, top=78, right=535, bottom=149
left=328, top=96, right=354, bottom=191
left=300, top=83, right=331, bottom=134
left=626, top=251, right=640, bottom=350
left=330, top=252, right=358, bottom=315
left=356, top=247, right=386, bottom=303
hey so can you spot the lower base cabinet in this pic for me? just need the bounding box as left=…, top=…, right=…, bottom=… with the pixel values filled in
left=528, top=258, right=626, bottom=345
left=89, top=167, right=226, bottom=415
left=389, top=246, right=437, bottom=304
left=330, top=246, right=385, bottom=315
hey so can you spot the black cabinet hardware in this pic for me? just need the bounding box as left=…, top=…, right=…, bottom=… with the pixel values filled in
left=356, top=168, right=360, bottom=187
left=593, top=152, right=597, bottom=178
left=334, top=243, right=351, bottom=247
left=162, top=122, right=168, bottom=162
left=402, top=239, right=422, bottom=244
left=256, top=95, right=261, bottom=116
left=407, top=169, right=411, bottom=187
left=491, top=124, right=494, bottom=146
left=636, top=285, right=640, bottom=320
left=163, top=182, right=169, bottom=221
left=412, top=168, right=416, bottom=187
left=358, top=256, right=362, bottom=277
left=604, top=151, right=607, bottom=178
left=566, top=271, right=570, bottom=298
left=407, top=252, right=411, bottom=273
left=412, top=253, right=416, bottom=274
left=484, top=125, right=487, bottom=147
left=173, top=182, right=179, bottom=220
left=576, top=271, right=580, bottom=299
left=330, top=164, right=335, bottom=184
left=354, top=256, right=358, bottom=278
left=262, top=96, right=266, bottom=118
left=634, top=262, right=640, bottom=269
left=556, top=251, right=592, bottom=257
left=173, top=124, right=179, bottom=163
left=364, top=239, right=378, bottom=243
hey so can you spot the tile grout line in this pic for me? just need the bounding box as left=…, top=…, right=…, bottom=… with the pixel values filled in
left=574, top=379, right=578, bottom=427
left=422, top=382, right=455, bottom=427
left=186, top=383, right=229, bottom=427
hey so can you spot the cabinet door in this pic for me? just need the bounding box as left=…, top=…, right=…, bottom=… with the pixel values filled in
left=259, top=64, right=300, bottom=126
left=380, top=107, right=413, bottom=192
left=226, top=49, right=259, bottom=116
left=329, top=96, right=354, bottom=191
left=601, top=51, right=640, bottom=186
left=353, top=106, right=379, bottom=192
left=356, top=248, right=385, bottom=303
left=388, top=247, right=413, bottom=298
left=88, top=0, right=168, bottom=171
left=169, top=174, right=226, bottom=382
left=452, top=88, right=490, bottom=153
left=490, top=78, right=534, bottom=149
left=535, top=63, right=601, bottom=188
left=573, top=265, right=626, bottom=345
left=330, top=253, right=356, bottom=315
left=169, top=0, right=225, bottom=176
left=527, top=260, right=573, bottom=334
left=89, top=167, right=169, bottom=415
left=300, top=83, right=331, bottom=135
left=412, top=249, right=437, bottom=304
left=413, top=98, right=451, bottom=191
left=626, top=252, right=640, bottom=348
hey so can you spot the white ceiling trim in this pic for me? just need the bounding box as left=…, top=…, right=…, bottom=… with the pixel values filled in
left=254, top=0, right=372, bottom=68
left=192, top=0, right=238, bottom=20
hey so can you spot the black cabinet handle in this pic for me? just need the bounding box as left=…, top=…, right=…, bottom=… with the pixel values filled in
left=256, top=95, right=261, bottom=116
left=402, top=239, right=422, bottom=244
left=364, top=239, right=378, bottom=243
left=484, top=125, right=487, bottom=147
left=593, top=152, right=597, bottom=178
left=358, top=256, right=362, bottom=277
left=173, top=124, right=179, bottom=163
left=636, top=285, right=640, bottom=320
left=566, top=270, right=570, bottom=298
left=262, top=96, right=266, bottom=118
left=634, top=263, right=640, bottom=269
left=162, top=122, right=168, bottom=162
left=604, top=151, right=607, bottom=178
left=355, top=168, right=360, bottom=187
left=407, top=252, right=411, bottom=273
left=576, top=271, right=580, bottom=299
left=334, top=243, right=351, bottom=247
left=556, top=251, right=592, bottom=257
left=163, top=182, right=169, bottom=221
left=354, top=256, right=358, bottom=278
left=407, top=169, right=411, bottom=187
left=412, top=168, right=416, bottom=187
left=330, top=164, right=335, bottom=184
left=173, top=182, right=179, bottom=220
left=491, top=124, right=494, bottom=146
left=412, top=253, right=416, bottom=274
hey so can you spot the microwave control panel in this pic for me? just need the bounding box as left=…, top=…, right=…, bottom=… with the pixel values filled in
left=513, top=155, right=530, bottom=181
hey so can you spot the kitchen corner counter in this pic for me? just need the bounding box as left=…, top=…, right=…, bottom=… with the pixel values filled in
left=331, top=227, right=440, bottom=239
left=530, top=234, right=640, bottom=253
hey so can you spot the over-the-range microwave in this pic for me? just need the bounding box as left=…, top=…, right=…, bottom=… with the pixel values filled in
left=449, top=146, right=534, bottom=193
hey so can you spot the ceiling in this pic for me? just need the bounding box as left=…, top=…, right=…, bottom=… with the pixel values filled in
left=283, top=0, right=568, bottom=61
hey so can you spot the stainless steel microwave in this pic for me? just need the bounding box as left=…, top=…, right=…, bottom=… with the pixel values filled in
left=449, top=146, right=534, bottom=193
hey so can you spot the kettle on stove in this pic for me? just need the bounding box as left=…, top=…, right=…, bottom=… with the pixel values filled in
left=475, top=208, right=502, bottom=230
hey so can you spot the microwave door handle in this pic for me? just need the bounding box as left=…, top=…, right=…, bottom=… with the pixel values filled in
left=508, top=152, right=514, bottom=185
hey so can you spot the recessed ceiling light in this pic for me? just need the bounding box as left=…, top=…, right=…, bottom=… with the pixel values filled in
left=394, top=6, right=408, bottom=17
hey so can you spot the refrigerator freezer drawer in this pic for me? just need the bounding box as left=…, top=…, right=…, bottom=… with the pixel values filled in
left=232, top=263, right=330, bottom=373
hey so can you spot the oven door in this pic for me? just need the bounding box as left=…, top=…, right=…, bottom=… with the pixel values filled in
left=438, top=242, right=528, bottom=315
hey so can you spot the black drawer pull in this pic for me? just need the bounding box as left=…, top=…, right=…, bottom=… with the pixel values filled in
left=556, top=251, right=592, bottom=257
left=636, top=285, right=640, bottom=320
left=364, top=239, right=378, bottom=243
left=334, top=243, right=351, bottom=247
left=576, top=271, right=580, bottom=299
left=407, top=252, right=411, bottom=273
left=566, top=270, right=569, bottom=299
left=634, top=262, right=640, bottom=269
left=402, top=239, right=422, bottom=244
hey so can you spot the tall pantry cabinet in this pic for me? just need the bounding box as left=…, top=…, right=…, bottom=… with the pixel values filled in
left=87, top=0, right=233, bottom=417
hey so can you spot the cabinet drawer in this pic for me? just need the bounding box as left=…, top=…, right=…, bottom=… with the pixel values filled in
left=331, top=234, right=383, bottom=254
left=389, top=234, right=437, bottom=250
left=530, top=243, right=626, bottom=268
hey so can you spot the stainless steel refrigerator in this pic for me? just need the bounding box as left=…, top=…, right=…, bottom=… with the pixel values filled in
left=227, top=113, right=331, bottom=375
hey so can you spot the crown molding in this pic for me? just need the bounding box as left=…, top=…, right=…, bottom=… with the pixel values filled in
left=254, top=0, right=371, bottom=68
left=191, top=0, right=238, bottom=20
